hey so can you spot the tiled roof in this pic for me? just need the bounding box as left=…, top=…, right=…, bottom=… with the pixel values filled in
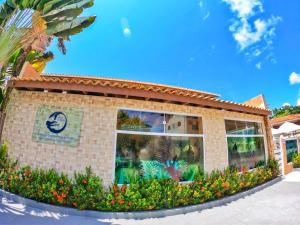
left=8, top=73, right=271, bottom=116
left=270, top=113, right=300, bottom=125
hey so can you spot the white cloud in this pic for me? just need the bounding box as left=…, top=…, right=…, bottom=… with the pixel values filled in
left=289, top=72, right=300, bottom=85
left=283, top=102, right=291, bottom=107
left=223, top=0, right=281, bottom=62
left=297, top=99, right=300, bottom=106
left=121, top=17, right=132, bottom=38
left=123, top=28, right=131, bottom=37
left=255, top=62, right=262, bottom=70
left=203, top=11, right=210, bottom=21
left=223, top=0, right=263, bottom=18
left=199, top=1, right=203, bottom=8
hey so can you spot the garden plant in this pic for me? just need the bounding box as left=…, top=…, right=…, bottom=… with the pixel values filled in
left=0, top=144, right=280, bottom=212
left=292, top=153, right=300, bottom=168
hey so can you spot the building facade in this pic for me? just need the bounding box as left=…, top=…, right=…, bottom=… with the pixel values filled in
left=1, top=74, right=273, bottom=186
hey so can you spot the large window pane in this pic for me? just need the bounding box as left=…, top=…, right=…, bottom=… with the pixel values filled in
left=165, top=115, right=203, bottom=134
left=227, top=137, right=265, bottom=169
left=117, top=110, right=142, bottom=131
left=245, top=122, right=263, bottom=135
left=115, top=133, right=204, bottom=184
left=140, top=112, right=164, bottom=132
left=225, top=120, right=263, bottom=135
left=286, top=140, right=298, bottom=163
left=117, top=110, right=164, bottom=132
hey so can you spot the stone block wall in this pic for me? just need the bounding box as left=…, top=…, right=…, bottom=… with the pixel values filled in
left=2, top=90, right=269, bottom=187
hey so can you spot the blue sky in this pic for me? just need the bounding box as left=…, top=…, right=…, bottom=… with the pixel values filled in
left=43, top=1, right=300, bottom=109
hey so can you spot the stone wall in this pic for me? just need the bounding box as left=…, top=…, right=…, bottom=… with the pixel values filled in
left=2, top=90, right=270, bottom=187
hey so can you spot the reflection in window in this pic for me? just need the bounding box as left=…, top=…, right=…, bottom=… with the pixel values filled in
left=225, top=120, right=263, bottom=135
left=286, top=140, right=298, bottom=163
left=165, top=115, right=203, bottom=134
left=115, top=134, right=204, bottom=184
left=117, top=110, right=164, bottom=132
left=116, top=109, right=204, bottom=184
left=225, top=120, right=265, bottom=169
left=117, top=110, right=203, bottom=135
left=227, top=137, right=265, bottom=169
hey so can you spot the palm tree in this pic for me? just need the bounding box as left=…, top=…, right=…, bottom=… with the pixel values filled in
left=0, top=0, right=96, bottom=77
left=0, top=0, right=96, bottom=107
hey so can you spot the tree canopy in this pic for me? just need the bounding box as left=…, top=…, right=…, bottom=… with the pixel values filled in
left=272, top=105, right=300, bottom=118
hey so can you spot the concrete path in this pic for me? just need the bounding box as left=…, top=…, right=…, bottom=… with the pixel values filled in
left=1, top=171, right=300, bottom=225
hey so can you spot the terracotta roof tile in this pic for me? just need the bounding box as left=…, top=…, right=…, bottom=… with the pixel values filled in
left=270, top=114, right=300, bottom=125
left=8, top=73, right=271, bottom=116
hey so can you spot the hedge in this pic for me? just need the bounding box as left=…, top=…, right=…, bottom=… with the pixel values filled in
left=0, top=144, right=280, bottom=212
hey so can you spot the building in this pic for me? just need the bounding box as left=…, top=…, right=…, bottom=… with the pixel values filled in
left=1, top=74, right=273, bottom=186
left=271, top=114, right=300, bottom=166
left=271, top=114, right=300, bottom=129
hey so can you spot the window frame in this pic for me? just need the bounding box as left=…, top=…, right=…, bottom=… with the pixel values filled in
left=113, top=107, right=206, bottom=184
left=224, top=118, right=268, bottom=169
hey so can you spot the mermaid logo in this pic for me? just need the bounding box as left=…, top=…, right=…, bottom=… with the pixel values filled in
left=46, top=112, right=68, bottom=134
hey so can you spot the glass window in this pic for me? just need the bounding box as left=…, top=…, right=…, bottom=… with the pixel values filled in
left=227, top=137, right=265, bottom=169
left=225, top=120, right=265, bottom=170
left=286, top=140, right=298, bottom=163
left=116, top=109, right=204, bottom=183
left=140, top=112, right=164, bottom=133
left=225, top=120, right=263, bottom=135
left=117, top=110, right=142, bottom=131
left=245, top=122, right=263, bottom=135
left=115, top=133, right=204, bottom=184
left=117, top=110, right=164, bottom=132
left=117, top=109, right=203, bottom=135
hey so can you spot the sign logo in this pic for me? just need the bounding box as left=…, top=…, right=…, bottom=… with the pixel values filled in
left=46, top=112, right=67, bottom=134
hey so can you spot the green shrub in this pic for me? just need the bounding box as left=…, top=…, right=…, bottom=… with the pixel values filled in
left=0, top=144, right=279, bottom=212
left=292, top=153, right=300, bottom=168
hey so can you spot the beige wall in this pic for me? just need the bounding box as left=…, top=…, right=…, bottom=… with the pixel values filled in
left=2, top=90, right=269, bottom=187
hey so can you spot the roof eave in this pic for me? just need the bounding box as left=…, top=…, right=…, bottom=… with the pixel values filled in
left=8, top=79, right=271, bottom=116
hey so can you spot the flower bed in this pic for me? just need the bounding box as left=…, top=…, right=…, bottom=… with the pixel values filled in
left=0, top=144, right=279, bottom=212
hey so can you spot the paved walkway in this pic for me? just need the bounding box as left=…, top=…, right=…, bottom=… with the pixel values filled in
left=1, top=171, right=300, bottom=225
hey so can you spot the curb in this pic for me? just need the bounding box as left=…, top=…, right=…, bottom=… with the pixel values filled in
left=0, top=176, right=282, bottom=219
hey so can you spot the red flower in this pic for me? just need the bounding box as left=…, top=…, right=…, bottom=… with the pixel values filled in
left=118, top=199, right=125, bottom=205
left=216, top=191, right=222, bottom=198
left=61, top=192, right=66, bottom=199
left=57, top=195, right=63, bottom=203
left=113, top=184, right=118, bottom=192
left=82, top=180, right=88, bottom=185
left=72, top=202, right=77, bottom=207
left=59, top=179, right=64, bottom=185
left=24, top=169, right=31, bottom=177
left=121, top=185, right=126, bottom=193
left=114, top=192, right=119, bottom=197
left=221, top=182, right=230, bottom=189
left=52, top=191, right=58, bottom=197
left=242, top=166, right=248, bottom=173
left=111, top=200, right=115, bottom=205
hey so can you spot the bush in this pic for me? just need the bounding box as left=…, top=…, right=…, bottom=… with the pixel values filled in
left=0, top=144, right=279, bottom=212
left=293, top=153, right=300, bottom=168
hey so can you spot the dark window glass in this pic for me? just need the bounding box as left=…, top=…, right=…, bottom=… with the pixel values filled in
left=227, top=137, right=265, bottom=169
left=115, top=134, right=204, bottom=184
left=286, top=140, right=298, bottom=163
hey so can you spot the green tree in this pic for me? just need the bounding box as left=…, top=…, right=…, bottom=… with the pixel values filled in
left=272, top=105, right=300, bottom=118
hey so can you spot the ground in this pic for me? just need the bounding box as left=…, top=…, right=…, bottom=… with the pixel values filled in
left=1, top=171, right=300, bottom=225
